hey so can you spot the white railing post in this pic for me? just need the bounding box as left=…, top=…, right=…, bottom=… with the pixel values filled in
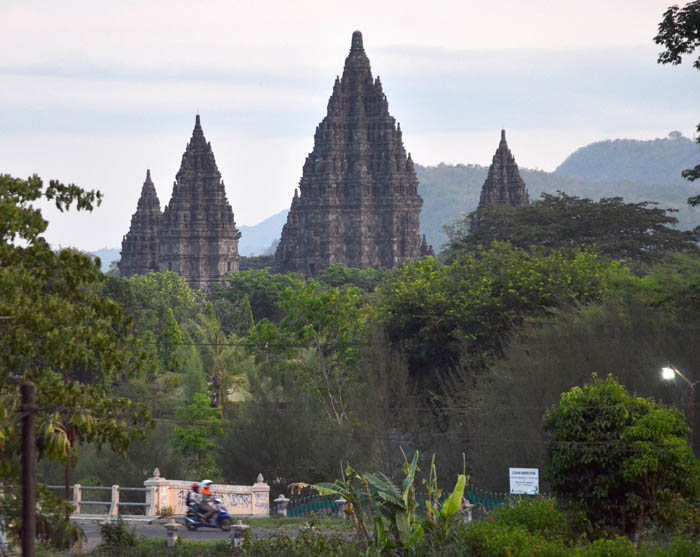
left=144, top=468, right=167, bottom=517
left=335, top=497, right=347, bottom=519
left=72, top=483, right=81, bottom=515
left=109, top=485, right=119, bottom=517
left=462, top=499, right=475, bottom=524
left=274, top=495, right=290, bottom=517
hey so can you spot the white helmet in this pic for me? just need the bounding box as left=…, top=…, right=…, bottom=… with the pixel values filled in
left=201, top=479, right=213, bottom=487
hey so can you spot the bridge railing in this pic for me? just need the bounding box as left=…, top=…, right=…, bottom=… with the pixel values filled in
left=45, top=468, right=270, bottom=518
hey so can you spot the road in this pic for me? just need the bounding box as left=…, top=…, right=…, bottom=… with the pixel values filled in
left=76, top=519, right=237, bottom=552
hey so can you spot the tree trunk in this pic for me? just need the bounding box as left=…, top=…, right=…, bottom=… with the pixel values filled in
left=64, top=426, right=74, bottom=520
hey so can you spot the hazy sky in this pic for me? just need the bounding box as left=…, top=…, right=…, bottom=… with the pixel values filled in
left=1, top=0, right=698, bottom=250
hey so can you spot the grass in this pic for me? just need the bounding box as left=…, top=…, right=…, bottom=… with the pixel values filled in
left=247, top=515, right=354, bottom=533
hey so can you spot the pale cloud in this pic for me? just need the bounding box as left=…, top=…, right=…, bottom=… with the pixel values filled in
left=0, top=73, right=325, bottom=111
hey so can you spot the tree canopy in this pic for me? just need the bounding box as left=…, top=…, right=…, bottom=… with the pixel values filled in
left=544, top=375, right=700, bottom=541
left=445, top=192, right=700, bottom=265
left=377, top=243, right=607, bottom=382
left=0, top=174, right=152, bottom=545
left=655, top=0, right=700, bottom=198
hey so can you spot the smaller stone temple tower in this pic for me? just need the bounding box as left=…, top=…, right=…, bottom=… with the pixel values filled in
left=119, top=116, right=241, bottom=291
left=119, top=169, right=162, bottom=277
left=159, top=115, right=241, bottom=291
left=470, top=130, right=529, bottom=231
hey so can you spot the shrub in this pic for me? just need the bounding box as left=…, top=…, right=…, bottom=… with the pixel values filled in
left=643, top=536, right=700, bottom=557
left=458, top=520, right=567, bottom=556
left=570, top=537, right=636, bottom=557
left=98, top=517, right=136, bottom=555
left=492, top=496, right=575, bottom=542
left=234, top=529, right=357, bottom=556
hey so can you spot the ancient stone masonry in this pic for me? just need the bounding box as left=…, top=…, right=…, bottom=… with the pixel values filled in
left=119, top=116, right=241, bottom=291
left=470, top=129, right=529, bottom=231
left=275, top=31, right=432, bottom=276
left=119, top=169, right=162, bottom=277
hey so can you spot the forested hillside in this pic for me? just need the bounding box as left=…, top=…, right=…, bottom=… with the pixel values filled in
left=555, top=131, right=700, bottom=185
left=417, top=162, right=700, bottom=251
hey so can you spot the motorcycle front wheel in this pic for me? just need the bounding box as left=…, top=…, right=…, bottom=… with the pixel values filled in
left=219, top=517, right=232, bottom=532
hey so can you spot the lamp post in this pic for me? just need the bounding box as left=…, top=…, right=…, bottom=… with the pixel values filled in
left=661, top=363, right=698, bottom=450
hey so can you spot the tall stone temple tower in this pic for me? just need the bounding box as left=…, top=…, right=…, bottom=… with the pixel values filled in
left=275, top=31, right=432, bottom=276
left=470, top=129, right=529, bottom=232
left=119, top=115, right=241, bottom=291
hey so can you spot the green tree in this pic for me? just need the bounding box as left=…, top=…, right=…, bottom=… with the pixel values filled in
left=212, top=268, right=305, bottom=324
left=655, top=1, right=700, bottom=199
left=317, top=265, right=386, bottom=292
left=543, top=375, right=700, bottom=542
left=184, top=309, right=251, bottom=411
left=0, top=174, right=151, bottom=546
left=248, top=281, right=370, bottom=425
left=171, top=393, right=229, bottom=479
left=445, top=192, right=700, bottom=265
left=378, top=244, right=607, bottom=382
left=161, top=308, right=185, bottom=371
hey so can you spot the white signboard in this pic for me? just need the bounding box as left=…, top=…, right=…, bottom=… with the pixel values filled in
left=509, top=468, right=539, bottom=495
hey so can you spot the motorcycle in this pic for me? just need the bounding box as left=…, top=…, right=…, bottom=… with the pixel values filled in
left=185, top=497, right=233, bottom=532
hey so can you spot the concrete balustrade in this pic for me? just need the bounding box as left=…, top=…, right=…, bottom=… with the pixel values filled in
left=52, top=468, right=270, bottom=519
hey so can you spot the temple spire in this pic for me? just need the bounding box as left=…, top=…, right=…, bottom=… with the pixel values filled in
left=351, top=30, right=364, bottom=52
left=119, top=170, right=162, bottom=277
left=470, top=129, right=529, bottom=232
left=275, top=30, right=429, bottom=276
left=160, top=115, right=241, bottom=290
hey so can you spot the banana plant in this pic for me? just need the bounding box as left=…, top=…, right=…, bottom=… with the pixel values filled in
left=365, top=450, right=424, bottom=552
left=317, top=451, right=468, bottom=555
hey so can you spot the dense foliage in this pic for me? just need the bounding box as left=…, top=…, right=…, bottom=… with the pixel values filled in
left=0, top=174, right=152, bottom=548
left=378, top=244, right=606, bottom=381
left=544, top=375, right=700, bottom=542
left=445, top=192, right=700, bottom=266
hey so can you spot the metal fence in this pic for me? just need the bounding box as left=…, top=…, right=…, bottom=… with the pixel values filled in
left=284, top=485, right=514, bottom=519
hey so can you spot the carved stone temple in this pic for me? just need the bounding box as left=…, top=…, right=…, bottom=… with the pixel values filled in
left=470, top=130, right=529, bottom=231
left=118, top=169, right=162, bottom=277
left=119, top=115, right=241, bottom=290
left=274, top=31, right=432, bottom=276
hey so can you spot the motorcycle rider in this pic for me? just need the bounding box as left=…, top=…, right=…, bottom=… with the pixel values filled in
left=186, top=482, right=201, bottom=512
left=198, top=479, right=217, bottom=524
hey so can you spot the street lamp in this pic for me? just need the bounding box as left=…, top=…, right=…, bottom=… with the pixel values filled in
left=661, top=363, right=698, bottom=449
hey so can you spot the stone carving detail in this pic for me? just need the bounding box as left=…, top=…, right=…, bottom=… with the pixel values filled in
left=119, top=116, right=241, bottom=290
left=470, top=129, right=529, bottom=231
left=275, top=31, right=432, bottom=276
left=119, top=169, right=162, bottom=277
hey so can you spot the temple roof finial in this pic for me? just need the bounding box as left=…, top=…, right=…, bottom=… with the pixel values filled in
left=351, top=31, right=364, bottom=52
left=501, top=129, right=506, bottom=143
left=146, top=169, right=151, bottom=181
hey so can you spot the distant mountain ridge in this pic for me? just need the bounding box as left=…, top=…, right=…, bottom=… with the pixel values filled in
left=555, top=132, right=700, bottom=185
left=238, top=210, right=288, bottom=256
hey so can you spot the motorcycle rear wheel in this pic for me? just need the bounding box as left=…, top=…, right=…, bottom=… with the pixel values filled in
left=185, top=515, right=198, bottom=531
left=219, top=517, right=232, bottom=532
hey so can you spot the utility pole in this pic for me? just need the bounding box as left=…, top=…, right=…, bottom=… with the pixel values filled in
left=21, top=382, right=36, bottom=557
